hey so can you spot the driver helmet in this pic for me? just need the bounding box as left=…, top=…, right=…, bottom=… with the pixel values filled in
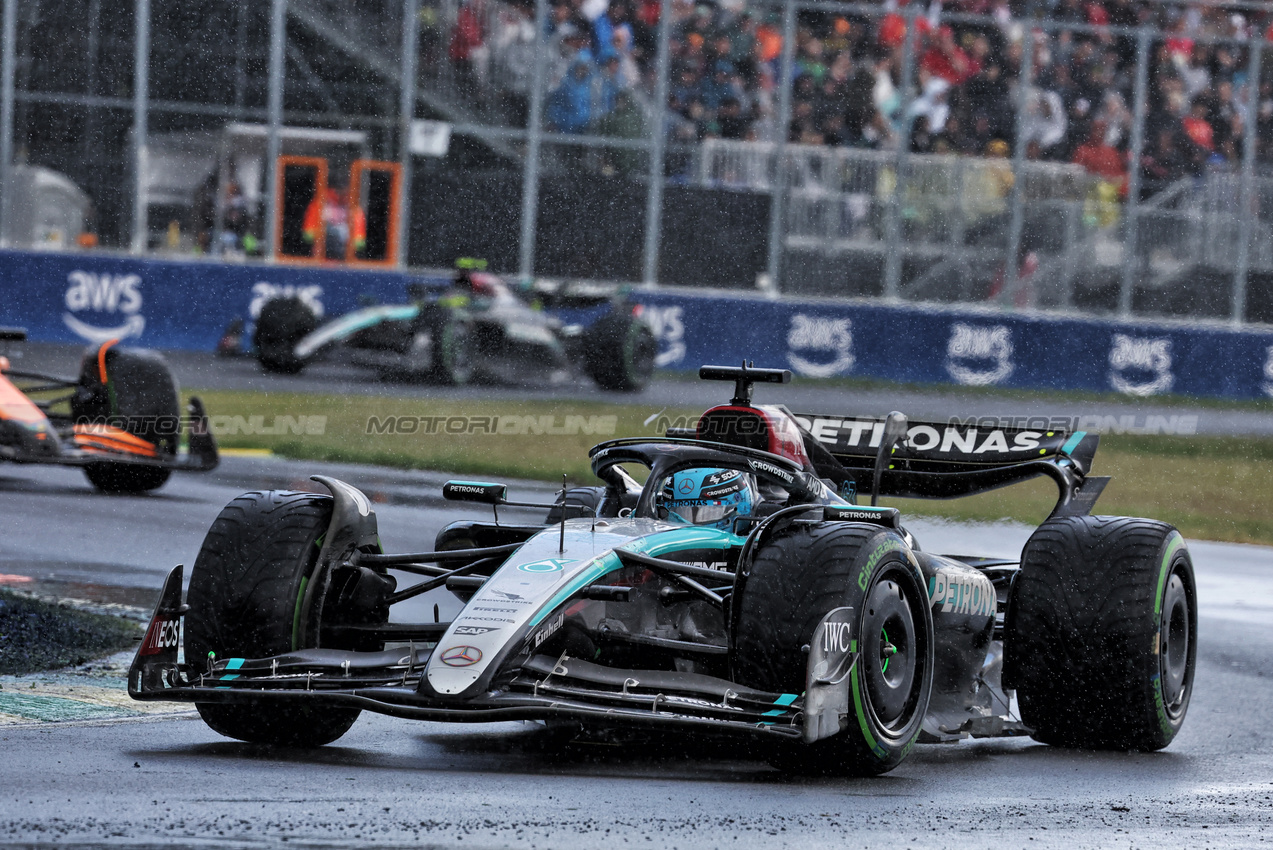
left=662, top=468, right=758, bottom=530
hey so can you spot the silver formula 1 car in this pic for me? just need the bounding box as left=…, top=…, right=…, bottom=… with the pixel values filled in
left=130, top=364, right=1195, bottom=774
left=250, top=265, right=657, bottom=392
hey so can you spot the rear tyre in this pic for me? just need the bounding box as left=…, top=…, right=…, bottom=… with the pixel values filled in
left=734, top=522, right=933, bottom=775
left=582, top=310, right=656, bottom=392
left=73, top=344, right=179, bottom=493
left=1004, top=516, right=1196, bottom=751
left=185, top=490, right=361, bottom=747
left=254, top=297, right=319, bottom=374
left=428, top=309, right=475, bottom=386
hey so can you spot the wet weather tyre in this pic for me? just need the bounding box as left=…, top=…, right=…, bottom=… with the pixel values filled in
left=734, top=522, right=933, bottom=775
left=429, top=309, right=475, bottom=386
left=253, top=296, right=318, bottom=374
left=582, top=310, right=656, bottom=392
left=185, top=490, right=361, bottom=747
left=72, top=345, right=179, bottom=493
left=83, top=463, right=170, bottom=493
left=1003, top=516, right=1196, bottom=751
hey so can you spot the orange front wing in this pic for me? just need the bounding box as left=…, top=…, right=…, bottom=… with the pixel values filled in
left=71, top=423, right=159, bottom=459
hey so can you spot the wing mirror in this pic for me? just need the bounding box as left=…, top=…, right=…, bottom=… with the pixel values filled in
left=442, top=481, right=508, bottom=504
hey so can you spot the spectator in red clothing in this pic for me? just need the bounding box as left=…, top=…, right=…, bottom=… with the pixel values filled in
left=879, top=1, right=931, bottom=51
left=1072, top=119, right=1126, bottom=182
left=449, top=0, right=487, bottom=101
left=1072, top=120, right=1126, bottom=227
left=920, top=26, right=976, bottom=86
left=1182, top=100, right=1215, bottom=152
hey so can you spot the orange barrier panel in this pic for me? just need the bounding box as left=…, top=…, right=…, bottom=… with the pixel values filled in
left=348, top=159, right=402, bottom=266
left=274, top=156, right=328, bottom=263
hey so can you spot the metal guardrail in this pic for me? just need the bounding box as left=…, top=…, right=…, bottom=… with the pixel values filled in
left=687, top=137, right=1273, bottom=310
left=8, top=0, right=1273, bottom=323
left=691, top=139, right=1101, bottom=303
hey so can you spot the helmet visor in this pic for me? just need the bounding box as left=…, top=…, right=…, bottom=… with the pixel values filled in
left=667, top=501, right=738, bottom=526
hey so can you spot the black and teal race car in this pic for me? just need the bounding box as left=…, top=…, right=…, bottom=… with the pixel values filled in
left=130, top=364, right=1195, bottom=774
left=249, top=263, right=657, bottom=392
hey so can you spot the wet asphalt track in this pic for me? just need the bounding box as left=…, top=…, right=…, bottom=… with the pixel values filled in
left=0, top=455, right=1271, bottom=848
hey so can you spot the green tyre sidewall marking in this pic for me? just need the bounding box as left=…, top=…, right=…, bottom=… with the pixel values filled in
left=438, top=320, right=456, bottom=379
left=849, top=535, right=929, bottom=768
left=1154, top=532, right=1184, bottom=618
left=851, top=661, right=887, bottom=761
left=623, top=320, right=638, bottom=385
left=1153, top=530, right=1189, bottom=740
left=622, top=318, right=653, bottom=387
left=291, top=576, right=309, bottom=651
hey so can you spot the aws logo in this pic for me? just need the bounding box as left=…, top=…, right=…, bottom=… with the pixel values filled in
left=640, top=304, right=686, bottom=367
left=63, top=271, right=145, bottom=343
left=249, top=282, right=324, bottom=319
left=1262, top=346, right=1273, bottom=398
left=1109, top=334, right=1174, bottom=397
left=787, top=314, right=855, bottom=378
left=945, top=323, right=1013, bottom=386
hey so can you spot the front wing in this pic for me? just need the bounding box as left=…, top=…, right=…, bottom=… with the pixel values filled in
left=2, top=398, right=219, bottom=473
left=129, top=567, right=862, bottom=742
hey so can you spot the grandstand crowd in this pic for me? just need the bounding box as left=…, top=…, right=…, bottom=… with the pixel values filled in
left=445, top=0, right=1273, bottom=190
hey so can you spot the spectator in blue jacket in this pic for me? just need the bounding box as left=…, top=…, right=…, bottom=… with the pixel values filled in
left=548, top=58, right=596, bottom=133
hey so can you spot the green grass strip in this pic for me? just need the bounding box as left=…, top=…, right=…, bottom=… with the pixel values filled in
left=192, top=388, right=1273, bottom=546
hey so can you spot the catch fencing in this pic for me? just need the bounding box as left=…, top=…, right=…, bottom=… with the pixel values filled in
left=2, top=0, right=1273, bottom=324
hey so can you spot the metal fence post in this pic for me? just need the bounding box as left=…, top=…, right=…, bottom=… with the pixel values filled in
left=517, top=0, right=547, bottom=280
left=234, top=1, right=248, bottom=110
left=641, top=0, right=672, bottom=286
left=1119, top=27, right=1151, bottom=318
left=0, top=0, right=16, bottom=248
left=130, top=0, right=150, bottom=254
left=264, top=0, right=286, bottom=262
left=1002, top=20, right=1034, bottom=308
left=396, top=0, right=421, bottom=268
left=1233, top=38, right=1262, bottom=325
left=764, top=0, right=797, bottom=292
left=881, top=5, right=919, bottom=301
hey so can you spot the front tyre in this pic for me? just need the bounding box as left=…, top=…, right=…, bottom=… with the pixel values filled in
left=734, top=523, right=933, bottom=775
left=73, top=344, right=179, bottom=493
left=83, top=464, right=170, bottom=493
left=185, top=490, right=361, bottom=747
left=1004, top=516, right=1197, bottom=751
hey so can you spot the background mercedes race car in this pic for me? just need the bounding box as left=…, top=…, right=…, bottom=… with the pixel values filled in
left=130, top=364, right=1195, bottom=774
left=248, top=262, right=657, bottom=392
left=0, top=329, right=218, bottom=492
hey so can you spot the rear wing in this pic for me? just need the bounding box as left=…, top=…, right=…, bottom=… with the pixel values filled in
left=791, top=412, right=1107, bottom=515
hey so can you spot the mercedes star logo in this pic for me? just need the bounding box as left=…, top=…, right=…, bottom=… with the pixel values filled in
left=440, top=645, right=483, bottom=667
